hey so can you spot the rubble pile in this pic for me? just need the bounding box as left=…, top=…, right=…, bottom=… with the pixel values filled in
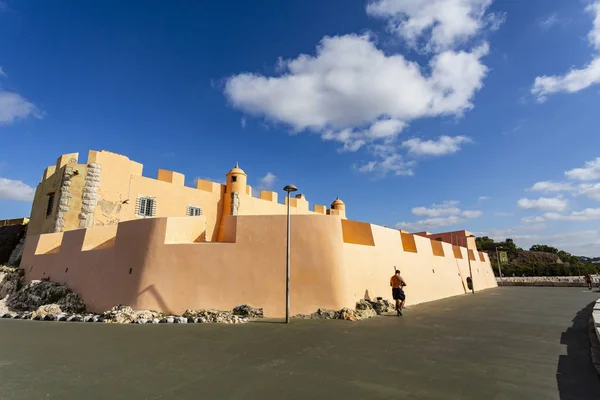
left=295, top=298, right=395, bottom=321
left=6, top=279, right=87, bottom=314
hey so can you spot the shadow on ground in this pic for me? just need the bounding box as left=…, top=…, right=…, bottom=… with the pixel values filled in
left=557, top=301, right=600, bottom=400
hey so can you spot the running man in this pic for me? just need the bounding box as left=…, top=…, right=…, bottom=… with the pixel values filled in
left=390, top=269, right=407, bottom=316
left=585, top=273, right=593, bottom=290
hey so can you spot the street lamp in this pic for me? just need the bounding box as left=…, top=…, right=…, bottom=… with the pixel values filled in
left=283, top=184, right=298, bottom=323
left=466, top=234, right=475, bottom=294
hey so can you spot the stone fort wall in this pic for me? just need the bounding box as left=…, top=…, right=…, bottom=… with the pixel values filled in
left=21, top=215, right=497, bottom=317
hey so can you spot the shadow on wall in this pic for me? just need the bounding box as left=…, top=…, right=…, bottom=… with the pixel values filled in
left=556, top=301, right=600, bottom=399
left=138, top=284, right=173, bottom=315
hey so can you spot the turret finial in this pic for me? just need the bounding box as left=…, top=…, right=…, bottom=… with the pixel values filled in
left=235, top=161, right=239, bottom=168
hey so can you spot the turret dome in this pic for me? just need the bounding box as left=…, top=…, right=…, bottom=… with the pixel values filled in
left=331, top=197, right=345, bottom=208
left=227, top=162, right=246, bottom=176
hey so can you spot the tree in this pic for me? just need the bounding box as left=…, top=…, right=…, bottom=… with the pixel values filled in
left=475, top=236, right=495, bottom=252
left=529, top=244, right=558, bottom=254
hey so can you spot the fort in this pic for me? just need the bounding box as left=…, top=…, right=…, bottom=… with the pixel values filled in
left=15, top=150, right=496, bottom=317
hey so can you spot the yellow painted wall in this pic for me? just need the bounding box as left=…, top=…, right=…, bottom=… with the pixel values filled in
left=22, top=215, right=497, bottom=317
left=341, top=219, right=375, bottom=246
left=431, top=239, right=445, bottom=257
left=400, top=232, right=417, bottom=253
left=28, top=166, right=64, bottom=236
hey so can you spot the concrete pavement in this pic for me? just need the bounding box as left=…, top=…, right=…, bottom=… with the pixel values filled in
left=0, top=287, right=599, bottom=399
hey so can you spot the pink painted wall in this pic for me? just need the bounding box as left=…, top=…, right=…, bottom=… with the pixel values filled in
left=21, top=215, right=496, bottom=317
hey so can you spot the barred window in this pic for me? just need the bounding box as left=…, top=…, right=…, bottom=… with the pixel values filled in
left=136, top=196, right=156, bottom=217
left=187, top=206, right=202, bottom=216
left=46, top=193, right=55, bottom=217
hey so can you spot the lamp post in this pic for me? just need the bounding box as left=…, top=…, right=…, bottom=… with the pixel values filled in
left=466, top=234, right=475, bottom=294
left=283, top=184, right=298, bottom=323
left=495, top=246, right=504, bottom=287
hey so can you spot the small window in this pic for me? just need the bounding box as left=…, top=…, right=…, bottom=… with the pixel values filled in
left=136, top=196, right=156, bottom=217
left=187, top=206, right=203, bottom=216
left=46, top=193, right=55, bottom=217
left=231, top=176, right=237, bottom=182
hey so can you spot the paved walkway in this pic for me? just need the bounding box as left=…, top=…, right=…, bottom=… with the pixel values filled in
left=0, top=287, right=599, bottom=399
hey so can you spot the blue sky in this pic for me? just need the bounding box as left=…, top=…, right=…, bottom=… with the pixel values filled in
left=1, top=0, right=600, bottom=255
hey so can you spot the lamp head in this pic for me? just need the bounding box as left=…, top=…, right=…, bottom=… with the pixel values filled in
left=283, top=184, right=298, bottom=193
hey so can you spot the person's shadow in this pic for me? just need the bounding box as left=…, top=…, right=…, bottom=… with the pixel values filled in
left=557, top=301, right=600, bottom=399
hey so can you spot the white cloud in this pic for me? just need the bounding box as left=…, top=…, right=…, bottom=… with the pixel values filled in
left=540, top=13, right=560, bottom=30
left=565, top=157, right=600, bottom=181
left=396, top=215, right=463, bottom=231
left=366, top=0, right=499, bottom=51
left=0, top=91, right=42, bottom=125
left=356, top=152, right=416, bottom=177
left=523, top=208, right=600, bottom=223
left=412, top=200, right=461, bottom=217
left=224, top=33, right=490, bottom=176
left=478, top=196, right=490, bottom=201
left=462, top=210, right=483, bottom=218
left=589, top=1, right=600, bottom=50
left=241, top=117, right=246, bottom=128
left=257, top=172, right=277, bottom=190
left=402, top=135, right=471, bottom=156
left=0, top=66, right=42, bottom=125
left=322, top=118, right=407, bottom=153
left=397, top=199, right=482, bottom=231
left=532, top=2, right=600, bottom=100
left=522, top=215, right=546, bottom=224
left=225, top=35, right=489, bottom=132
left=0, top=177, right=35, bottom=201
left=578, top=182, right=600, bottom=200
left=532, top=58, right=600, bottom=101
left=517, top=196, right=568, bottom=212
left=527, top=180, right=575, bottom=193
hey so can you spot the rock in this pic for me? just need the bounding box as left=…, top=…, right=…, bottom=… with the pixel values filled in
left=152, top=318, right=160, bottom=324
left=102, top=305, right=164, bottom=324
left=294, top=298, right=388, bottom=321
left=187, top=317, right=195, bottom=323
left=0, top=268, right=24, bottom=299
left=0, top=312, right=11, bottom=318
left=136, top=319, right=148, bottom=324
left=11, top=313, right=21, bottom=319
left=32, top=304, right=63, bottom=320
left=6, top=280, right=86, bottom=314
left=174, top=317, right=187, bottom=324
left=232, top=304, right=264, bottom=319
left=356, top=299, right=394, bottom=315
left=159, top=318, right=168, bottom=324
left=43, top=314, right=55, bottom=321
left=67, top=315, right=82, bottom=322
left=57, top=314, right=68, bottom=321
left=92, top=315, right=104, bottom=323
left=83, top=315, right=95, bottom=322
left=166, top=317, right=175, bottom=323
left=182, top=309, right=249, bottom=323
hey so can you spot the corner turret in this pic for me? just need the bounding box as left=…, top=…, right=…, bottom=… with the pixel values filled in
left=225, top=162, right=247, bottom=194
left=328, top=197, right=346, bottom=219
